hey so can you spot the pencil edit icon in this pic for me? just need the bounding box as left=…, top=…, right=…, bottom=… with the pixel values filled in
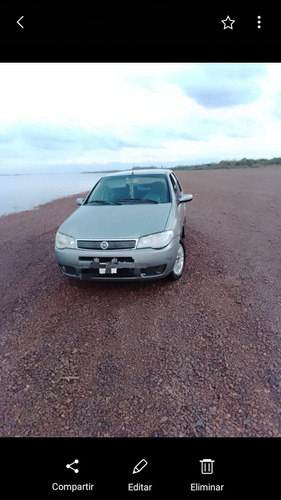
left=132, top=459, right=148, bottom=474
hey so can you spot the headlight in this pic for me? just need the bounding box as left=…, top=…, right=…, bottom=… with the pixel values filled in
left=137, top=230, right=173, bottom=249
left=55, top=232, right=76, bottom=249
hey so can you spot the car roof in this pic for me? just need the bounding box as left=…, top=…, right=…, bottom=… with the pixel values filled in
left=103, top=168, right=173, bottom=177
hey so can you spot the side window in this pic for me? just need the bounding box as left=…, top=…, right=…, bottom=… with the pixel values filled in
left=170, top=173, right=180, bottom=197
left=175, top=175, right=183, bottom=194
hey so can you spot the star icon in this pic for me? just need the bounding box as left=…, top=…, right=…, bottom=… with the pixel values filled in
left=221, top=15, right=235, bottom=29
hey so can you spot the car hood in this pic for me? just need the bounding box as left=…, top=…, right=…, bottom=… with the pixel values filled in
left=58, top=203, right=172, bottom=239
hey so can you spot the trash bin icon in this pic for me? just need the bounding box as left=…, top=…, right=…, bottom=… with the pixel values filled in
left=200, top=459, right=215, bottom=474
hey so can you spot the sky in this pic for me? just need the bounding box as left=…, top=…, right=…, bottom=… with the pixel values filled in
left=1, top=62, right=281, bottom=172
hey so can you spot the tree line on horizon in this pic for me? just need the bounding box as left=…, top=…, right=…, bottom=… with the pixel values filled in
left=83, top=157, right=281, bottom=174
left=172, top=157, right=281, bottom=171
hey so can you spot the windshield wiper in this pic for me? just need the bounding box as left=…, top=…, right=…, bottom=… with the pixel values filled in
left=86, top=200, right=121, bottom=205
left=114, top=198, right=159, bottom=204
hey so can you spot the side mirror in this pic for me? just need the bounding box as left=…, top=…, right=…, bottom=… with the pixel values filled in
left=178, top=193, right=193, bottom=203
left=76, top=198, right=84, bottom=206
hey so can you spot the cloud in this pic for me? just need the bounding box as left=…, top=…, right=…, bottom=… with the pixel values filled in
left=169, top=63, right=266, bottom=108
left=0, top=123, right=135, bottom=163
left=0, top=63, right=280, bottom=169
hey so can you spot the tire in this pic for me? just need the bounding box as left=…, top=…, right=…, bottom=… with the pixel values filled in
left=167, top=239, right=186, bottom=281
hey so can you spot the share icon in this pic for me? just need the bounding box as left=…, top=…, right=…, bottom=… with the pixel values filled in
left=66, top=459, right=79, bottom=473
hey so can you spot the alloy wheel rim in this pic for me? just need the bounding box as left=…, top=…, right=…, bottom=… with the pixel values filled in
left=173, top=243, right=184, bottom=275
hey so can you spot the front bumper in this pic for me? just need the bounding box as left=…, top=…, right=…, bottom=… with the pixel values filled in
left=55, top=237, right=180, bottom=281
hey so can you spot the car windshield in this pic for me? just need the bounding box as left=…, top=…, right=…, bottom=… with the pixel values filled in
left=86, top=174, right=170, bottom=205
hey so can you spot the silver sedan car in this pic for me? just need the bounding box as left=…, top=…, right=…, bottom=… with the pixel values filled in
left=55, top=169, right=193, bottom=281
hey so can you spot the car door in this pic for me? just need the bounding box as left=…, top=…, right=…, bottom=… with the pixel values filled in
left=169, top=173, right=186, bottom=237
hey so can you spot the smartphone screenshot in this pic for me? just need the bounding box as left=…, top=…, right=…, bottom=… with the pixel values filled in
left=0, top=3, right=279, bottom=498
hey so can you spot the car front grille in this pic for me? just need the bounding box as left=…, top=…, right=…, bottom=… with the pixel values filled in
left=78, top=256, right=134, bottom=263
left=77, top=239, right=136, bottom=250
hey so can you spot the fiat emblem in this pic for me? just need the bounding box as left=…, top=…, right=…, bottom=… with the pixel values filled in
left=101, top=241, right=109, bottom=250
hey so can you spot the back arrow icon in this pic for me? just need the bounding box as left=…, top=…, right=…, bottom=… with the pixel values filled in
left=17, top=16, right=24, bottom=29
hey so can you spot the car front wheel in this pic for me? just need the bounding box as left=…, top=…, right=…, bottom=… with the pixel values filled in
left=168, top=239, right=185, bottom=281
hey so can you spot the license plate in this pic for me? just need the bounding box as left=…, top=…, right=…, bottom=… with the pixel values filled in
left=98, top=268, right=117, bottom=274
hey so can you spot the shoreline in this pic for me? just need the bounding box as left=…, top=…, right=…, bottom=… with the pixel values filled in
left=1, top=164, right=280, bottom=218
left=0, top=191, right=88, bottom=218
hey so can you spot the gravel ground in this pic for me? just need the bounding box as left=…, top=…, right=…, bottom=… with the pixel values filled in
left=0, top=166, right=280, bottom=437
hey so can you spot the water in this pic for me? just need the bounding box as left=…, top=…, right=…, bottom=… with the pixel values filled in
left=0, top=173, right=103, bottom=216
